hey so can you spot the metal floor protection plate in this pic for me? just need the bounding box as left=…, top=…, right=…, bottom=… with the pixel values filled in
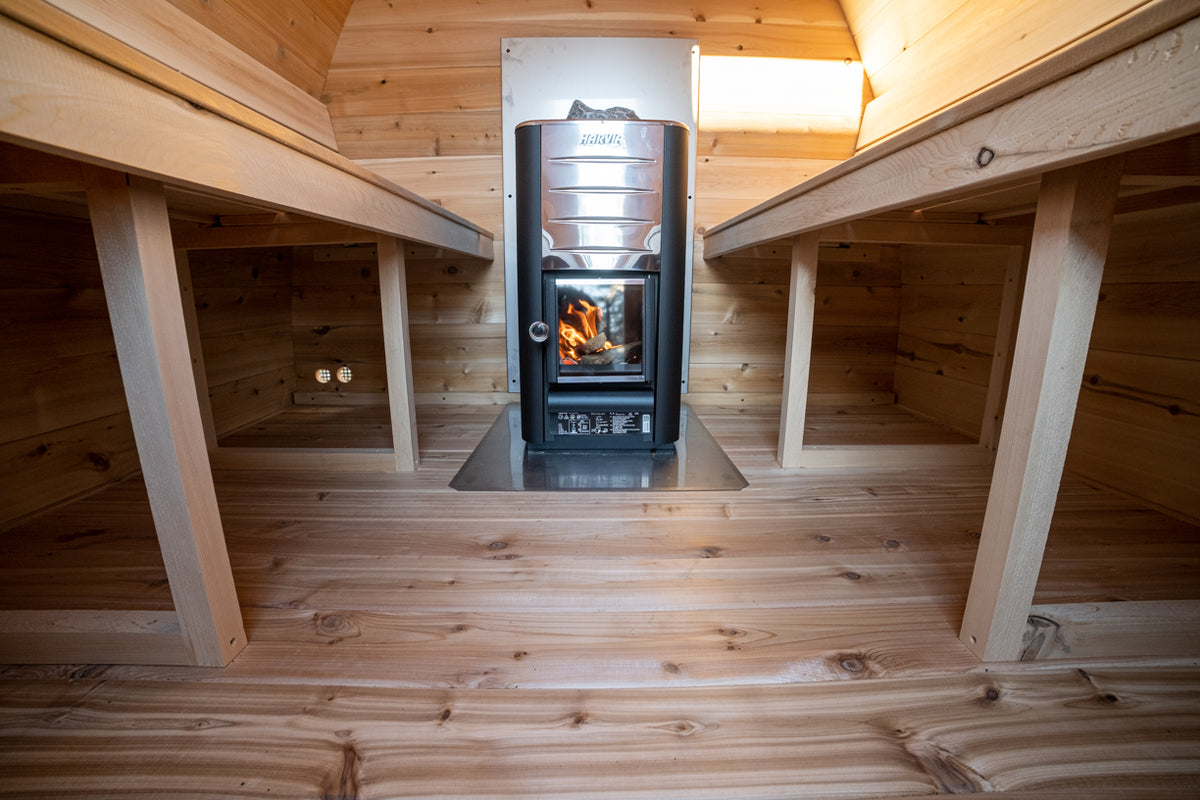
left=450, top=404, right=748, bottom=491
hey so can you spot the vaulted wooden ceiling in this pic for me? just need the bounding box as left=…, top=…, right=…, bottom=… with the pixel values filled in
left=164, top=0, right=357, bottom=100
left=5, top=1, right=1189, bottom=229
left=175, top=0, right=1152, bottom=153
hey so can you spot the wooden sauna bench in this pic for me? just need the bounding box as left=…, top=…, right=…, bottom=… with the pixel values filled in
left=701, top=10, right=1200, bottom=665
left=0, top=8, right=495, bottom=667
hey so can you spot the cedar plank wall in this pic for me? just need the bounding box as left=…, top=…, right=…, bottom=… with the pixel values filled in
left=1067, top=203, right=1200, bottom=522
left=164, top=0, right=357, bottom=100
left=0, top=211, right=139, bottom=528
left=290, top=242, right=510, bottom=402
left=892, top=203, right=1200, bottom=523
left=0, top=225, right=302, bottom=531
left=893, top=244, right=1009, bottom=437
left=292, top=244, right=389, bottom=399
left=839, top=0, right=1148, bottom=148
left=694, top=242, right=901, bottom=405
left=189, top=247, right=298, bottom=434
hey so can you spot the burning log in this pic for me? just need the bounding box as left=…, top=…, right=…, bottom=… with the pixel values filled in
left=579, top=331, right=609, bottom=355
left=579, top=341, right=642, bottom=365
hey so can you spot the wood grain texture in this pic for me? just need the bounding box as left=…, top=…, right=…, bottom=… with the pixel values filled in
left=166, top=0, right=354, bottom=99
left=377, top=236, right=418, bottom=470
left=322, top=0, right=865, bottom=264
left=189, top=247, right=297, bottom=438
left=0, top=610, right=190, bottom=666
left=86, top=166, right=245, bottom=666
left=173, top=250, right=217, bottom=452
left=704, top=14, right=1200, bottom=257
left=960, top=159, right=1124, bottom=662
left=894, top=243, right=1019, bottom=438
left=979, top=246, right=1028, bottom=449
left=851, top=0, right=1147, bottom=148
left=0, top=209, right=140, bottom=527
left=0, top=14, right=492, bottom=257
left=0, top=404, right=1198, bottom=793
left=778, top=233, right=820, bottom=466
left=29, top=0, right=339, bottom=147
left=1, top=666, right=1198, bottom=797
left=1023, top=600, right=1200, bottom=661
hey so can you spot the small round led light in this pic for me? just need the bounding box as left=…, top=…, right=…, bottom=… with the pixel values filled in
left=315, top=368, right=332, bottom=384
left=336, top=365, right=353, bottom=384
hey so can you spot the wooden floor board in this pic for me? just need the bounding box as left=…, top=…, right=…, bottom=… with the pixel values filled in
left=1, top=404, right=1198, bottom=795
left=1, top=668, right=1197, bottom=798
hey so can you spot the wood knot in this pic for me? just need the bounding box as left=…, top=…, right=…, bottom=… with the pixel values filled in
left=975, top=147, right=996, bottom=168
left=314, top=613, right=361, bottom=642
left=842, top=571, right=863, bottom=581
left=839, top=656, right=866, bottom=673
left=656, top=719, right=707, bottom=736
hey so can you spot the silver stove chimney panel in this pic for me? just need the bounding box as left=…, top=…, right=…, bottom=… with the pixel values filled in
left=529, top=120, right=684, bottom=271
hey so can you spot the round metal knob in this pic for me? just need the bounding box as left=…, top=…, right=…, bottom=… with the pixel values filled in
left=528, top=320, right=550, bottom=343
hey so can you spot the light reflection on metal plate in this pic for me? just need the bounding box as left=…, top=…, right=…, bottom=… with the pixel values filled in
left=450, top=404, right=747, bottom=492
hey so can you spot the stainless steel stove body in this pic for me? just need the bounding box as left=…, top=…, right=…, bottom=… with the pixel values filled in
left=516, top=119, right=689, bottom=450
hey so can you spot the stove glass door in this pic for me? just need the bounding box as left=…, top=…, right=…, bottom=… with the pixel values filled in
left=552, top=276, right=647, bottom=383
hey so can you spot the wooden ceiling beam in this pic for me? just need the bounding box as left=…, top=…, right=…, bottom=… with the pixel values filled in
left=817, top=218, right=1030, bottom=246
left=170, top=219, right=374, bottom=250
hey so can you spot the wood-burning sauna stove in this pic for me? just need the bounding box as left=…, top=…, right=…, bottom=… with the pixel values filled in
left=516, top=119, right=689, bottom=450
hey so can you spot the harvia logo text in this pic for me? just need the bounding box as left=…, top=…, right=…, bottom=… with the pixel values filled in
left=579, top=132, right=625, bottom=148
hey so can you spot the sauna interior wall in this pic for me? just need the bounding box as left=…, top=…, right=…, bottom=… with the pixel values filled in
left=893, top=204, right=1200, bottom=524
left=0, top=213, right=301, bottom=529
left=164, top=0, right=357, bottom=101
left=893, top=243, right=1011, bottom=437
left=1068, top=203, right=1200, bottom=523
left=839, top=0, right=1149, bottom=149
left=0, top=210, right=138, bottom=529
left=319, top=0, right=869, bottom=406
left=203, top=240, right=902, bottom=408
left=189, top=247, right=297, bottom=433
left=290, top=244, right=387, bottom=400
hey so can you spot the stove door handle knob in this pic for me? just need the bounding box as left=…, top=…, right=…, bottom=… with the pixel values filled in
left=528, top=320, right=551, bottom=343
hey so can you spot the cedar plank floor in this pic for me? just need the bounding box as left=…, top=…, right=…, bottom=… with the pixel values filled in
left=1, top=404, right=1199, bottom=797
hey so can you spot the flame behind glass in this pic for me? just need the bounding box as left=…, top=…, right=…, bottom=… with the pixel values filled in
left=555, top=277, right=645, bottom=382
